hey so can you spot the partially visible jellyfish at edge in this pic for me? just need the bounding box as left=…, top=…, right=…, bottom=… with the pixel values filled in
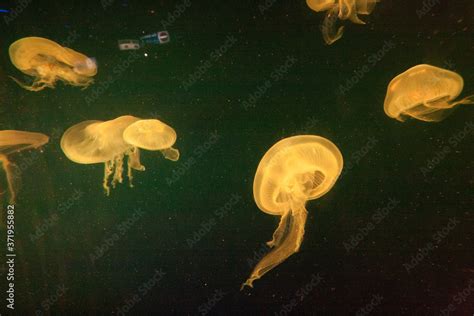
left=384, top=64, right=474, bottom=122
left=60, top=115, right=143, bottom=195
left=9, top=37, right=97, bottom=91
left=0, top=130, right=49, bottom=204
left=307, top=0, right=379, bottom=45
left=241, top=135, right=343, bottom=289
left=123, top=119, right=180, bottom=162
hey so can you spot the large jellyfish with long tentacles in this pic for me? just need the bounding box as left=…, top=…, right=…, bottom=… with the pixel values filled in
left=242, top=135, right=343, bottom=289
left=0, top=130, right=49, bottom=203
left=9, top=37, right=97, bottom=91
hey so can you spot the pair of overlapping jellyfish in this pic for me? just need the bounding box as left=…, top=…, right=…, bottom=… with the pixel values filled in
left=8, top=37, right=96, bottom=91
left=61, top=116, right=180, bottom=195
left=306, top=0, right=379, bottom=44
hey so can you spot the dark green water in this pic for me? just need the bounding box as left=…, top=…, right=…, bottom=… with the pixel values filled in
left=0, top=0, right=473, bottom=315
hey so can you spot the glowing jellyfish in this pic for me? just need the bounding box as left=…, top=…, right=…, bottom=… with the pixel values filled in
left=384, top=64, right=474, bottom=122
left=307, top=0, right=378, bottom=44
left=9, top=37, right=97, bottom=91
left=60, top=115, right=144, bottom=195
left=123, top=119, right=180, bottom=161
left=242, top=135, right=343, bottom=288
left=0, top=130, right=49, bottom=203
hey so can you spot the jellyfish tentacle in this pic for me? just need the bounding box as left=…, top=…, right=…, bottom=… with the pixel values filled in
left=0, top=154, right=21, bottom=204
left=9, top=76, right=49, bottom=92
left=241, top=201, right=308, bottom=289
left=161, top=147, right=180, bottom=161
left=103, top=160, right=114, bottom=196
left=322, top=4, right=345, bottom=45
left=266, top=209, right=291, bottom=248
left=126, top=147, right=145, bottom=188
left=453, top=95, right=474, bottom=106
left=112, top=154, right=124, bottom=188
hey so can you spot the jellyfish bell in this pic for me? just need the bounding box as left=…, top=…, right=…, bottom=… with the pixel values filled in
left=73, top=57, right=97, bottom=76
left=0, top=130, right=49, bottom=204
left=242, top=135, right=343, bottom=289
left=306, top=0, right=335, bottom=12
left=123, top=119, right=180, bottom=161
left=60, top=115, right=145, bottom=195
left=9, top=37, right=97, bottom=91
left=356, top=0, right=378, bottom=15
left=384, top=64, right=474, bottom=122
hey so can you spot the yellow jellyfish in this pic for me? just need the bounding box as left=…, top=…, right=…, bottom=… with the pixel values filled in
left=307, top=0, right=378, bottom=44
left=384, top=64, right=474, bottom=122
left=123, top=119, right=180, bottom=162
left=242, top=135, right=343, bottom=288
left=60, top=115, right=144, bottom=195
left=0, top=130, right=49, bottom=203
left=9, top=37, right=97, bottom=91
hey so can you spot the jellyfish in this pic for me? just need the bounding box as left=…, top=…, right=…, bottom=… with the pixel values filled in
left=60, top=115, right=144, bottom=195
left=242, top=135, right=343, bottom=288
left=384, top=64, right=474, bottom=122
left=9, top=37, right=97, bottom=91
left=307, top=0, right=378, bottom=44
left=0, top=130, right=49, bottom=203
left=123, top=119, right=180, bottom=161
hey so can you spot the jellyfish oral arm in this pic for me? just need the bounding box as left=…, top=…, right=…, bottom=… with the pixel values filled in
left=267, top=210, right=291, bottom=248
left=161, top=147, right=180, bottom=161
left=8, top=75, right=54, bottom=92
left=322, top=4, right=345, bottom=45
left=454, top=95, right=474, bottom=106
left=241, top=201, right=308, bottom=289
left=0, top=155, right=19, bottom=204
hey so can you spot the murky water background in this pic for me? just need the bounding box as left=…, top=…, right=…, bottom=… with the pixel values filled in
left=0, top=0, right=473, bottom=314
